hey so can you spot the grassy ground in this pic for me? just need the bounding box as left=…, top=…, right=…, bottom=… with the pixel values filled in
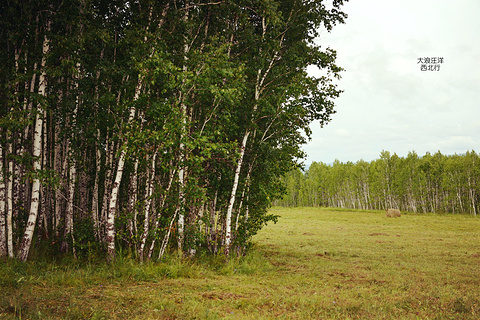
left=1, top=207, right=480, bottom=319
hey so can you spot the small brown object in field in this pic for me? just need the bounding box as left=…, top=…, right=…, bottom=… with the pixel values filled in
left=386, top=208, right=401, bottom=217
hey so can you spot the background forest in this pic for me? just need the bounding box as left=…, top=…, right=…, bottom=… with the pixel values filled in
left=277, top=150, right=480, bottom=216
left=0, top=0, right=347, bottom=262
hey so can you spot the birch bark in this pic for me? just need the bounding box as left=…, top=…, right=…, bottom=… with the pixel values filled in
left=17, top=32, right=49, bottom=262
left=159, top=206, right=179, bottom=260
left=37, top=108, right=48, bottom=241
left=91, top=131, right=101, bottom=239
left=224, top=130, right=250, bottom=256
left=101, top=138, right=114, bottom=241
left=6, top=138, right=14, bottom=258
left=54, top=126, right=65, bottom=236
left=91, top=49, right=104, bottom=239
left=176, top=2, right=191, bottom=253
left=127, top=159, right=139, bottom=241
left=61, top=156, right=77, bottom=255
left=106, top=77, right=141, bottom=262
left=139, top=152, right=156, bottom=261
left=468, top=176, right=477, bottom=216
left=147, top=168, right=174, bottom=260
left=0, top=143, right=6, bottom=257
left=60, top=61, right=80, bottom=255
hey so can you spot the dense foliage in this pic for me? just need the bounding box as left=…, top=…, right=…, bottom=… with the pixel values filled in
left=276, top=150, right=480, bottom=215
left=0, top=0, right=347, bottom=261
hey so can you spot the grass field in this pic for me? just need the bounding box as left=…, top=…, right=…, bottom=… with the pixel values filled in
left=1, top=207, right=480, bottom=319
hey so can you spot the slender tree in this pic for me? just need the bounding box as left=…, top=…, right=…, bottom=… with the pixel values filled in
left=17, top=25, right=50, bottom=262
left=0, top=140, right=6, bottom=257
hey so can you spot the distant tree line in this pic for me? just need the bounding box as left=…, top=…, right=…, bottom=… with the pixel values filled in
left=276, top=150, right=479, bottom=216
left=0, top=0, right=347, bottom=261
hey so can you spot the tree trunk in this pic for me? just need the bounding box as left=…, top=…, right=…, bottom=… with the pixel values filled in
left=61, top=157, right=76, bottom=256
left=53, top=124, right=63, bottom=236
left=37, top=108, right=48, bottom=242
left=147, top=167, right=174, bottom=260
left=139, top=152, right=156, bottom=261
left=101, top=138, right=114, bottom=242
left=17, top=31, right=49, bottom=262
left=6, top=137, right=14, bottom=258
left=91, top=130, right=101, bottom=240
left=235, top=166, right=252, bottom=232
left=91, top=49, right=104, bottom=239
left=127, top=159, right=139, bottom=243
left=224, top=130, right=250, bottom=256
left=468, top=176, right=477, bottom=216
left=158, top=208, right=179, bottom=260
left=177, top=1, right=192, bottom=254
left=17, top=116, right=42, bottom=261
left=0, top=143, right=6, bottom=257
left=208, top=187, right=219, bottom=255
left=106, top=75, right=142, bottom=262
left=177, top=152, right=186, bottom=252
left=106, top=159, right=123, bottom=262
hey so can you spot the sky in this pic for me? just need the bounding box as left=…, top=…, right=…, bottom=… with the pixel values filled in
left=303, top=0, right=480, bottom=165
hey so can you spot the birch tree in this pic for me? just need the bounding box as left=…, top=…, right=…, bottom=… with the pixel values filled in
left=0, top=141, right=6, bottom=257
left=17, top=26, right=50, bottom=262
left=223, top=0, right=346, bottom=256
left=6, top=138, right=14, bottom=258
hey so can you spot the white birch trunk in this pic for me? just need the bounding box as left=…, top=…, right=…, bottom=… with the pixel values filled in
left=147, top=167, right=174, bottom=260
left=159, top=207, right=179, bottom=260
left=6, top=138, right=14, bottom=258
left=224, top=130, right=250, bottom=256
left=53, top=124, right=62, bottom=235
left=91, top=131, right=101, bottom=239
left=468, top=176, right=477, bottom=216
left=177, top=153, right=185, bottom=252
left=235, top=169, right=251, bottom=232
left=127, top=159, right=139, bottom=241
left=209, top=188, right=219, bottom=254
left=37, top=109, right=48, bottom=241
left=106, top=76, right=141, bottom=262
left=61, top=158, right=77, bottom=256
left=61, top=61, right=80, bottom=255
left=24, top=62, right=38, bottom=138
left=17, top=32, right=49, bottom=262
left=91, top=48, right=104, bottom=239
left=139, top=153, right=156, bottom=261
left=0, top=143, right=6, bottom=257
left=17, top=119, right=41, bottom=259
left=176, top=1, right=192, bottom=254
left=106, top=154, right=125, bottom=261
left=101, top=138, right=114, bottom=241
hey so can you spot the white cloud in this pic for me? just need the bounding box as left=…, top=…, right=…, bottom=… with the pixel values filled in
left=335, top=128, right=350, bottom=137
left=304, top=0, right=480, bottom=165
left=438, top=136, right=477, bottom=152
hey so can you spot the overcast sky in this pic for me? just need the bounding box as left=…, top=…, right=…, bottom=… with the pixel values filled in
left=303, top=0, right=480, bottom=165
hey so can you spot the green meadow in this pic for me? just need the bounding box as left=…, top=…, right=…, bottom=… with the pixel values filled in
left=1, top=207, right=480, bottom=319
